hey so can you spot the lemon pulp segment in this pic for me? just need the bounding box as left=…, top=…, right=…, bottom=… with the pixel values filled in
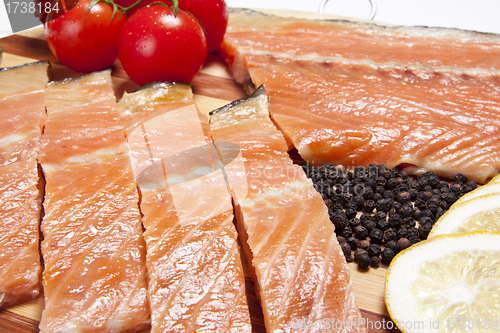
left=385, top=232, right=500, bottom=333
left=457, top=208, right=500, bottom=234
left=410, top=250, right=500, bottom=332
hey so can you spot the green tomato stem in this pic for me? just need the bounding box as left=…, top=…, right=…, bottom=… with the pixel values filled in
left=120, top=0, right=147, bottom=12
left=168, top=0, right=179, bottom=16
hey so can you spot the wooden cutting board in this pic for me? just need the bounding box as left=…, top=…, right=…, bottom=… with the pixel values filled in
left=0, top=12, right=399, bottom=333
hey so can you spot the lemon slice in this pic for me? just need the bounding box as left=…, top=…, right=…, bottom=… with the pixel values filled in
left=454, top=183, right=500, bottom=206
left=428, top=193, right=500, bottom=238
left=490, top=174, right=500, bottom=184
left=385, top=232, right=500, bottom=333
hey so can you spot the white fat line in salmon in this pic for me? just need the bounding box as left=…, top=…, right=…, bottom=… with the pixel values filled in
left=238, top=48, right=500, bottom=77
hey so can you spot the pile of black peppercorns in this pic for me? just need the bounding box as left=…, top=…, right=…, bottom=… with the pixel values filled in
left=302, top=163, right=477, bottom=269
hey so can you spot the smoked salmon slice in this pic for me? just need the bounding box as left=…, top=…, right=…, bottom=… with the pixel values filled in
left=220, top=10, right=500, bottom=183
left=0, top=61, right=48, bottom=308
left=118, top=83, right=251, bottom=333
left=209, top=86, right=366, bottom=332
left=223, top=9, right=500, bottom=75
left=39, top=71, right=149, bottom=332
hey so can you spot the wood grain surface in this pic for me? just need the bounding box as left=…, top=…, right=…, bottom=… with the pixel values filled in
left=0, top=12, right=399, bottom=332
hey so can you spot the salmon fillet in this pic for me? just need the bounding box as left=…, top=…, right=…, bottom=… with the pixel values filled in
left=221, top=10, right=500, bottom=183
left=39, top=71, right=149, bottom=332
left=0, top=61, right=48, bottom=308
left=223, top=9, right=500, bottom=79
left=209, top=86, right=366, bottom=332
left=118, top=83, right=251, bottom=333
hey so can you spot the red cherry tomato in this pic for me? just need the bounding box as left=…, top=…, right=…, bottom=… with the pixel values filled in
left=178, top=0, right=228, bottom=54
left=118, top=5, right=207, bottom=85
left=44, top=0, right=126, bottom=73
left=115, top=0, right=228, bottom=54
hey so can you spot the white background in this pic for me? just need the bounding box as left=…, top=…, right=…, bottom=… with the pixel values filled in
left=1, top=0, right=500, bottom=38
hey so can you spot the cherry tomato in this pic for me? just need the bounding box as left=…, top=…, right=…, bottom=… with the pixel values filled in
left=118, top=5, right=207, bottom=85
left=115, top=0, right=228, bottom=54
left=178, top=0, right=228, bottom=54
left=45, top=0, right=126, bottom=73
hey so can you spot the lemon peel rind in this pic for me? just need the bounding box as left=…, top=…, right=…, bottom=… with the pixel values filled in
left=490, top=173, right=500, bottom=184
left=428, top=193, right=500, bottom=238
left=454, top=183, right=500, bottom=206
left=385, top=232, right=500, bottom=333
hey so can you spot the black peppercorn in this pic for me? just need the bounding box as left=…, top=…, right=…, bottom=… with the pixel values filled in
left=463, top=181, right=478, bottom=193
left=397, top=225, right=409, bottom=239
left=376, top=198, right=393, bottom=212
left=383, top=190, right=395, bottom=199
left=381, top=248, right=395, bottom=265
left=399, top=203, right=414, bottom=218
left=377, top=177, right=387, bottom=187
left=377, top=219, right=390, bottom=231
left=340, top=242, right=352, bottom=256
left=358, top=253, right=371, bottom=269
left=362, top=199, right=376, bottom=213
left=418, top=221, right=433, bottom=239
left=396, top=191, right=411, bottom=203
left=384, top=228, right=398, bottom=242
left=385, top=240, right=400, bottom=253
left=369, top=228, right=384, bottom=244
left=341, top=192, right=354, bottom=205
left=454, top=173, right=468, bottom=184
left=347, top=236, right=358, bottom=250
left=365, top=177, right=377, bottom=190
left=386, top=178, right=398, bottom=190
left=392, top=201, right=402, bottom=211
left=354, top=225, right=369, bottom=239
left=373, top=211, right=387, bottom=222
left=409, top=188, right=419, bottom=200
left=367, top=244, right=381, bottom=257
left=398, top=237, right=411, bottom=250
left=408, top=235, right=421, bottom=244
left=362, top=187, right=374, bottom=199
left=449, top=183, right=462, bottom=194
left=441, top=191, right=458, bottom=205
left=419, top=216, right=433, bottom=226
left=340, top=226, right=353, bottom=239
left=439, top=200, right=450, bottom=210
left=349, top=218, right=361, bottom=229
left=370, top=256, right=381, bottom=268
left=420, top=191, right=433, bottom=202
left=403, top=217, right=416, bottom=228
left=357, top=239, right=370, bottom=250
left=330, top=209, right=348, bottom=230
left=407, top=227, right=419, bottom=237
left=354, top=248, right=368, bottom=262
left=345, top=207, right=357, bottom=220
left=419, top=210, right=434, bottom=220
left=388, top=215, right=402, bottom=227
left=364, top=220, right=377, bottom=232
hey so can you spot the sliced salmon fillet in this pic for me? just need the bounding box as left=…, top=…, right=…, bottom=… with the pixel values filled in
left=39, top=71, right=149, bottom=332
left=246, top=55, right=500, bottom=183
left=221, top=10, right=500, bottom=183
left=223, top=9, right=500, bottom=77
left=0, top=61, right=48, bottom=308
left=209, top=86, right=366, bottom=332
left=118, top=83, right=251, bottom=333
